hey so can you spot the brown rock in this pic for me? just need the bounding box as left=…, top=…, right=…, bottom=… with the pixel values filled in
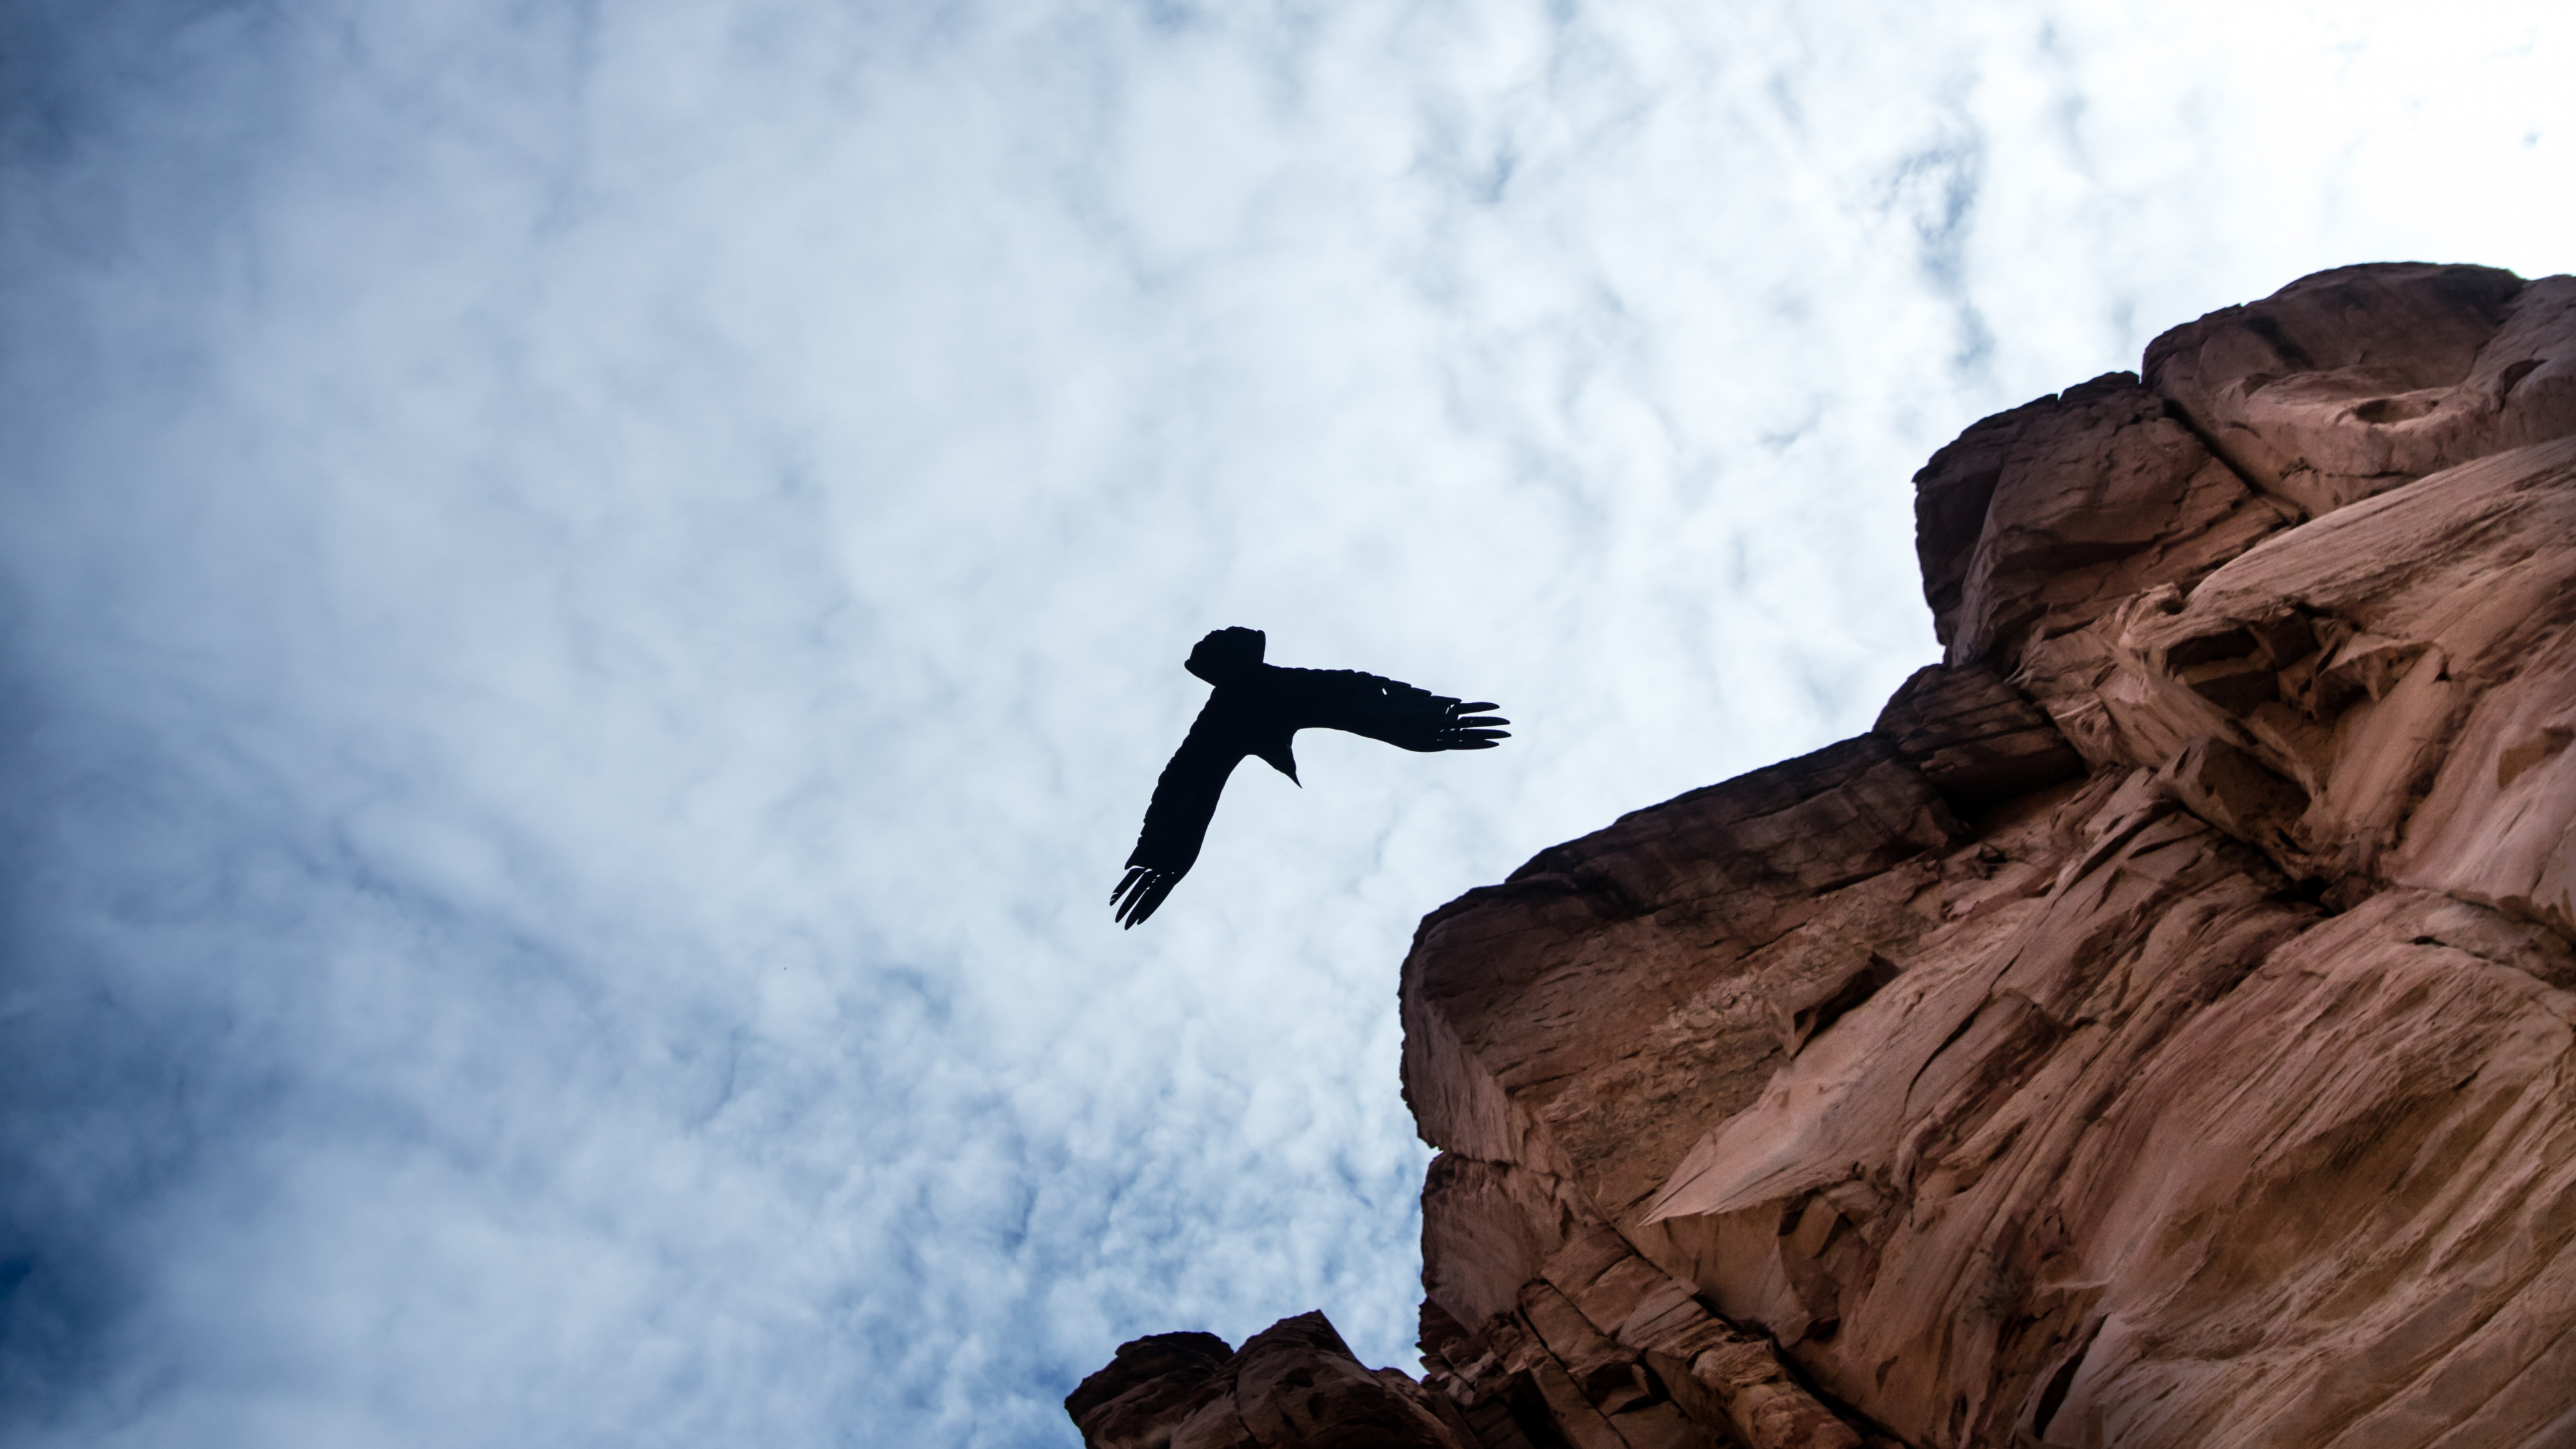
left=1395, top=263, right=2576, bottom=1449
left=1415, top=1154, right=1904, bottom=1448
left=1226, top=1313, right=1470, bottom=1449
left=1872, top=663, right=2086, bottom=813
left=1402, top=735, right=1965, bottom=1220
left=1072, top=1315, right=1474, bottom=1449
left=2144, top=262, right=2576, bottom=517
left=2017, top=433, right=2576, bottom=932
left=1417, top=745, right=2576, bottom=1446
left=1067, top=1332, right=1237, bottom=1449
left=1910, top=372, right=2292, bottom=671
left=1419, top=1153, right=1575, bottom=1333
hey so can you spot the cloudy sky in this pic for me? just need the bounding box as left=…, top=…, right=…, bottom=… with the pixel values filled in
left=1, top=1, right=2566, bottom=1444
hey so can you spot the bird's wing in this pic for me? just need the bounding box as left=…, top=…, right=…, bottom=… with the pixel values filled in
left=1274, top=667, right=1510, bottom=753
left=1112, top=704, right=1246, bottom=928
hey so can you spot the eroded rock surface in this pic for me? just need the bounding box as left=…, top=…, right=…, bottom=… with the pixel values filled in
left=2145, top=264, right=2576, bottom=519
left=1067, top=1314, right=1475, bottom=1449
left=1913, top=372, right=2294, bottom=671
left=1074, top=263, right=2576, bottom=1448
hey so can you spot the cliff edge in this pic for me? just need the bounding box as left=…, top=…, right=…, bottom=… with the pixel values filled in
left=1071, top=262, right=2576, bottom=1449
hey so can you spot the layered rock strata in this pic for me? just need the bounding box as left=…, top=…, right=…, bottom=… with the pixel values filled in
left=1071, top=263, right=2576, bottom=1448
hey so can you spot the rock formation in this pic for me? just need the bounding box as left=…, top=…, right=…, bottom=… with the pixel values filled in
left=1065, top=1315, right=1478, bottom=1449
left=1071, top=263, right=2576, bottom=1448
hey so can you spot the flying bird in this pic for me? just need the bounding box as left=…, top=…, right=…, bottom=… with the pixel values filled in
left=1112, top=627, right=1509, bottom=927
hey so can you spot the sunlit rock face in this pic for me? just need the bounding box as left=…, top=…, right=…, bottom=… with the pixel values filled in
left=1071, top=262, right=2576, bottom=1449
left=2143, top=263, right=2576, bottom=520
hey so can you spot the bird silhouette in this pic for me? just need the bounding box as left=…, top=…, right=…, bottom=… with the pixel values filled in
left=1112, top=627, right=1509, bottom=927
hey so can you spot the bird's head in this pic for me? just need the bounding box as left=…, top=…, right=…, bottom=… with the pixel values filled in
left=1185, top=627, right=1266, bottom=687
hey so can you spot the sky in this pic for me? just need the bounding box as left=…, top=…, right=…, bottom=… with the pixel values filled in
left=0, top=1, right=2567, bottom=1444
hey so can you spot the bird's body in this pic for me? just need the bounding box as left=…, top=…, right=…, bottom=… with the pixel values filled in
left=1112, top=628, right=1508, bottom=927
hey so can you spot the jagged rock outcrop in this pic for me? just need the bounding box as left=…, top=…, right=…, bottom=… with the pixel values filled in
left=2144, top=264, right=2576, bottom=519
left=1067, top=1313, right=1477, bottom=1449
left=1073, top=263, right=2576, bottom=1448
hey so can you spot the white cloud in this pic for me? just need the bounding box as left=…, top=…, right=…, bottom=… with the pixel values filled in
left=1, top=0, right=2567, bottom=1444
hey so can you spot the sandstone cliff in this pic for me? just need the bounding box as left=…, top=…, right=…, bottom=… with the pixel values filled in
left=1070, top=262, right=2576, bottom=1449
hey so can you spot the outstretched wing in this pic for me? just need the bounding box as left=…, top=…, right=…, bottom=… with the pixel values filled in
left=1274, top=668, right=1510, bottom=753
left=1112, top=704, right=1247, bottom=928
